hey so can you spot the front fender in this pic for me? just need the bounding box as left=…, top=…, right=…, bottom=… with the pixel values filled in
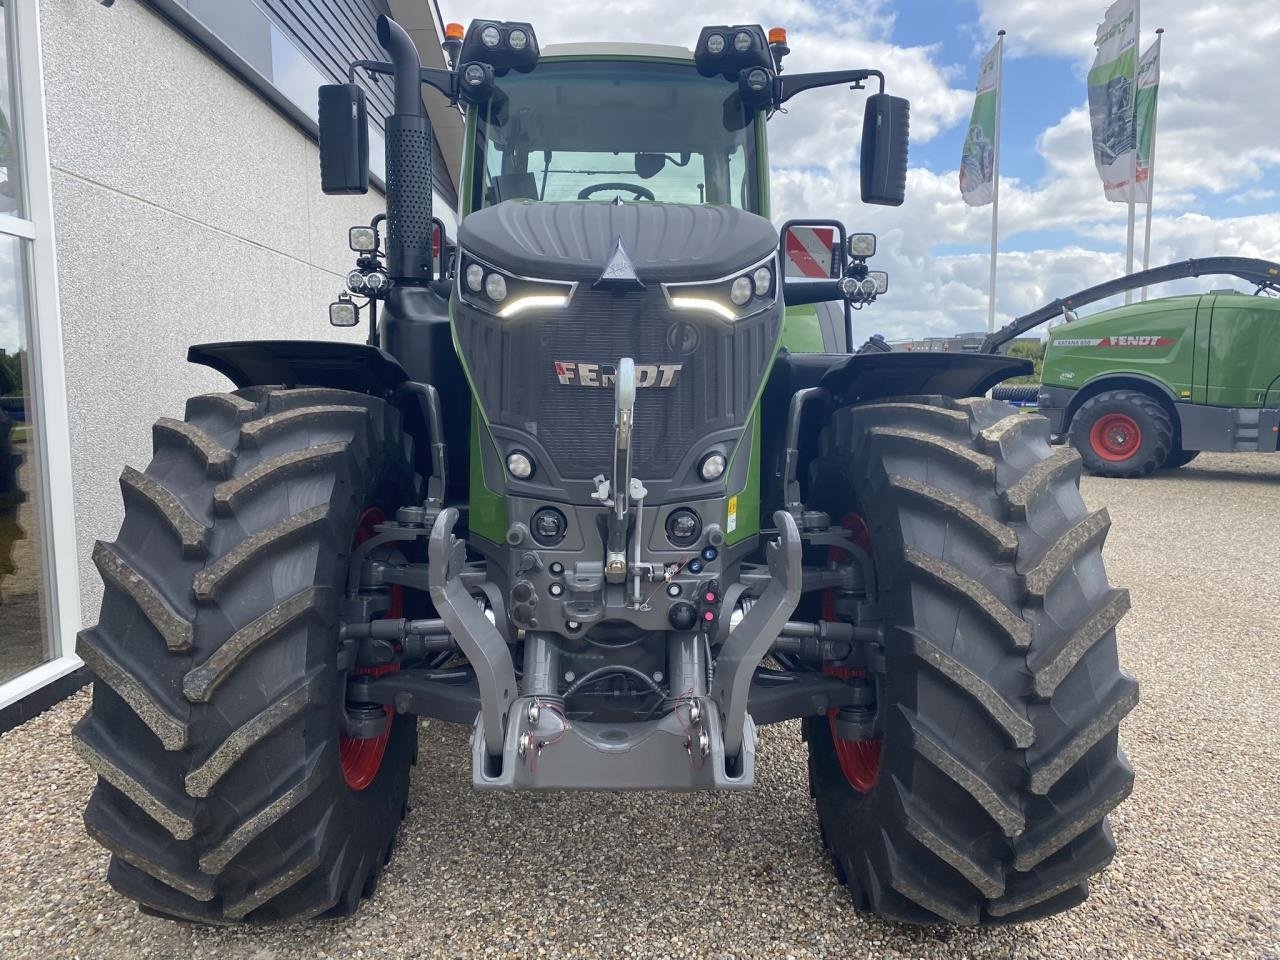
left=188, top=340, right=410, bottom=397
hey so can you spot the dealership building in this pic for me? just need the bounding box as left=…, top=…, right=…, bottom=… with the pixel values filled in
left=0, top=0, right=458, bottom=724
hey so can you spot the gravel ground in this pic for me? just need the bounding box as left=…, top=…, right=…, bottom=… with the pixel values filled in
left=1, top=452, right=1278, bottom=960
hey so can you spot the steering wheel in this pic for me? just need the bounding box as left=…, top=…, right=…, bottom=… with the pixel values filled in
left=577, top=182, right=656, bottom=202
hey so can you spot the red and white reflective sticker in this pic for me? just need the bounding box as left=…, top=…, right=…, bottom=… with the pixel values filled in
left=784, top=227, right=835, bottom=278
left=1054, top=335, right=1176, bottom=348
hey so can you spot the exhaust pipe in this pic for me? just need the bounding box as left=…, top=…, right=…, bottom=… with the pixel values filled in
left=377, top=15, right=434, bottom=284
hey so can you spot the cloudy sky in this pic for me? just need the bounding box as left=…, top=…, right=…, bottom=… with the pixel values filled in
left=439, top=0, right=1280, bottom=340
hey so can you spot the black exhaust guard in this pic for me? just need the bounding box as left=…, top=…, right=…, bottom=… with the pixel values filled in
left=377, top=15, right=434, bottom=284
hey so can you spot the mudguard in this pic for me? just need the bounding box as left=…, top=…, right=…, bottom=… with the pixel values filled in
left=187, top=340, right=410, bottom=396
left=759, top=349, right=1032, bottom=510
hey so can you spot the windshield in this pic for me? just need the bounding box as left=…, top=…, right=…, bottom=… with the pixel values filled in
left=470, top=60, right=761, bottom=213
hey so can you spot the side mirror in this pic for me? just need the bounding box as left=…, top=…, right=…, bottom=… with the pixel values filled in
left=860, top=93, right=909, bottom=206
left=319, top=84, right=370, bottom=195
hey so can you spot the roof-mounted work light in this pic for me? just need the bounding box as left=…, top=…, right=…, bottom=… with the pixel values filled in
left=694, top=25, right=773, bottom=80
left=459, top=19, right=539, bottom=75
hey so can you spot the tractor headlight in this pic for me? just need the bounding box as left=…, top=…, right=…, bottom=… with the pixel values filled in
left=507, top=28, right=528, bottom=50
left=661, top=254, right=778, bottom=323
left=506, top=450, right=534, bottom=479
left=480, top=24, right=501, bottom=47
left=733, top=30, right=753, bottom=52
left=698, top=452, right=727, bottom=481
left=706, top=33, right=725, bottom=55
left=346, top=270, right=367, bottom=293
left=752, top=266, right=773, bottom=297
left=484, top=272, right=508, bottom=302
left=457, top=250, right=577, bottom=319
left=869, top=271, right=889, bottom=294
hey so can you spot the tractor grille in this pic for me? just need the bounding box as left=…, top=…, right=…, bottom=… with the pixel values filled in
left=454, top=287, right=779, bottom=483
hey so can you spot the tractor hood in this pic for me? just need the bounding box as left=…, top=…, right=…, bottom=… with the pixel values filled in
left=457, top=199, right=778, bottom=283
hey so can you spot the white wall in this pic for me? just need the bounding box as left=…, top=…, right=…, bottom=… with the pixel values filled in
left=39, top=0, right=387, bottom=621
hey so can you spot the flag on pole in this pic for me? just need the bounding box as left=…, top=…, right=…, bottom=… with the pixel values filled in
left=1134, top=35, right=1161, bottom=203
left=1088, top=0, right=1140, bottom=202
left=959, top=41, right=1002, bottom=206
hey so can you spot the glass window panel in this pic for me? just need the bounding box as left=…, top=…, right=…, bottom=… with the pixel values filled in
left=0, top=1, right=23, bottom=218
left=0, top=234, right=52, bottom=683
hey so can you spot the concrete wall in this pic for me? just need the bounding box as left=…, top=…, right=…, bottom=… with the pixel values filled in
left=39, top=0, right=386, bottom=621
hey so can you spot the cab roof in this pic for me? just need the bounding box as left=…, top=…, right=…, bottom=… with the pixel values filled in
left=539, top=42, right=695, bottom=61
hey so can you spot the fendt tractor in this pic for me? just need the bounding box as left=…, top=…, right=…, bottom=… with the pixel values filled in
left=74, top=16, right=1139, bottom=928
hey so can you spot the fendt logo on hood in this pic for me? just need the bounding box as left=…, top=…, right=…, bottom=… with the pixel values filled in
left=554, top=361, right=683, bottom=388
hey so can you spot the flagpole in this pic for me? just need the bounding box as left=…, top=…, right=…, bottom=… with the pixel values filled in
left=987, top=29, right=1005, bottom=334
left=1140, top=27, right=1164, bottom=301
left=1124, top=2, right=1140, bottom=303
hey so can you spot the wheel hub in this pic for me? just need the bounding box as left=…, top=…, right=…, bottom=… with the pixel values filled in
left=1090, top=412, right=1142, bottom=461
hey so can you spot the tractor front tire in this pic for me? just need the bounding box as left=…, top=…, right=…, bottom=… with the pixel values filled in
left=75, top=387, right=417, bottom=923
left=805, top=396, right=1137, bottom=925
left=1068, top=389, right=1171, bottom=477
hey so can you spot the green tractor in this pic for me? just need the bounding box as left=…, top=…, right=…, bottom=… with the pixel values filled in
left=74, top=17, right=1136, bottom=927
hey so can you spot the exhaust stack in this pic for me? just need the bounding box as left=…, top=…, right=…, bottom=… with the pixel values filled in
left=377, top=15, right=434, bottom=284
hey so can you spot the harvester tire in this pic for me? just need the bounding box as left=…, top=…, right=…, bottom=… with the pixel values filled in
left=1068, top=389, right=1171, bottom=477
left=804, top=395, right=1137, bottom=925
left=75, top=387, right=418, bottom=923
left=1162, top=447, right=1200, bottom=469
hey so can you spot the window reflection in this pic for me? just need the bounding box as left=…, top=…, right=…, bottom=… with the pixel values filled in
left=0, top=235, right=51, bottom=684
left=0, top=0, right=25, bottom=217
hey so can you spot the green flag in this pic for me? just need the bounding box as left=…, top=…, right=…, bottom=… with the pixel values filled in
left=960, top=41, right=1001, bottom=207
left=1134, top=36, right=1160, bottom=203
left=1088, top=0, right=1139, bottom=202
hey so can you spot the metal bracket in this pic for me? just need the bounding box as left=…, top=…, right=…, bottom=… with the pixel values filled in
left=428, top=507, right=517, bottom=760
left=714, top=511, right=803, bottom=761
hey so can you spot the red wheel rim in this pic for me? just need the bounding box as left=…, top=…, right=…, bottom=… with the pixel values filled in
left=822, top=514, right=882, bottom=793
left=340, top=508, right=402, bottom=791
left=1089, top=413, right=1142, bottom=462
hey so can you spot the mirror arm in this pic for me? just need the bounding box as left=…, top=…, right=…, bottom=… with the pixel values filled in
left=777, top=68, right=884, bottom=106
left=783, top=279, right=844, bottom=306
left=347, top=60, right=460, bottom=104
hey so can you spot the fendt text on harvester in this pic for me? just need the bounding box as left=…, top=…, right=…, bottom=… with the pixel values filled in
left=74, top=15, right=1139, bottom=928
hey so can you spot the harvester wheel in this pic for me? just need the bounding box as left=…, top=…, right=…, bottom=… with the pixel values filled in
left=805, top=395, right=1136, bottom=925
left=1068, top=389, right=1171, bottom=477
left=74, top=387, right=417, bottom=923
left=1162, top=447, right=1200, bottom=469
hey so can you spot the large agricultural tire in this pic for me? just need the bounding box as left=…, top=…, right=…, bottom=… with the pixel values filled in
left=1162, top=447, right=1200, bottom=469
left=803, top=395, right=1137, bottom=925
left=1068, top=389, right=1171, bottom=477
left=74, top=386, right=419, bottom=924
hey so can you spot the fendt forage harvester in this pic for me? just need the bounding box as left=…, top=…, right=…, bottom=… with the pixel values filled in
left=75, top=15, right=1137, bottom=928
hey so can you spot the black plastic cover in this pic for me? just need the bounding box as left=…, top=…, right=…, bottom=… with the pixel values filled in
left=456, top=200, right=779, bottom=283
left=318, top=84, right=370, bottom=196
left=187, top=340, right=409, bottom=395
left=860, top=93, right=909, bottom=207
